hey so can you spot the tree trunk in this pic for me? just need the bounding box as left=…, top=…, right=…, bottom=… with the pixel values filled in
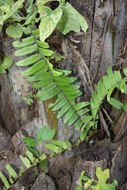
left=0, top=0, right=127, bottom=189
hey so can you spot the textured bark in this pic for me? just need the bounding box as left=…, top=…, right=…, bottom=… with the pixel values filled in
left=0, top=0, right=127, bottom=189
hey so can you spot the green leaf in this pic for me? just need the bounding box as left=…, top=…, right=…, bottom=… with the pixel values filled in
left=6, top=23, right=23, bottom=39
left=0, top=171, right=10, bottom=189
left=96, top=167, right=110, bottom=189
left=75, top=120, right=83, bottom=130
left=18, top=167, right=24, bottom=177
left=52, top=98, right=67, bottom=111
left=45, top=143, right=60, bottom=153
left=64, top=108, right=75, bottom=124
left=37, top=88, right=60, bottom=101
left=39, top=7, right=62, bottom=41
left=120, top=77, right=127, bottom=93
left=68, top=113, right=78, bottom=126
left=57, top=2, right=88, bottom=35
left=107, top=85, right=115, bottom=102
left=52, top=140, right=71, bottom=150
left=36, top=126, right=55, bottom=143
left=21, top=60, right=46, bottom=77
left=39, top=153, right=46, bottom=161
left=5, top=164, right=18, bottom=180
left=15, top=44, right=38, bottom=56
left=107, top=67, right=116, bottom=85
left=123, top=68, right=127, bottom=76
left=2, top=56, right=13, bottom=69
left=0, top=65, right=6, bottom=74
left=40, top=160, right=48, bottom=173
left=24, top=137, right=36, bottom=147
left=16, top=54, right=41, bottom=66
left=25, top=149, right=36, bottom=164
left=108, top=98, right=124, bottom=110
left=57, top=103, right=71, bottom=118
left=20, top=155, right=31, bottom=169
left=13, top=36, right=34, bottom=48
left=73, top=102, right=90, bottom=111
left=39, top=48, right=53, bottom=56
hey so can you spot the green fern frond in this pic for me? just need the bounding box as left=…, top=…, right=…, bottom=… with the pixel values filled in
left=90, top=67, right=127, bottom=119
left=13, top=29, right=94, bottom=140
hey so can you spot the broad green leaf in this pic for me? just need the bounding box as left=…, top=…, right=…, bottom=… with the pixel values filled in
left=36, top=126, right=55, bottom=143
left=2, top=56, right=13, bottom=69
left=38, top=5, right=52, bottom=18
left=6, top=23, right=23, bottom=39
left=39, top=7, right=62, bottom=41
left=57, top=2, right=88, bottom=35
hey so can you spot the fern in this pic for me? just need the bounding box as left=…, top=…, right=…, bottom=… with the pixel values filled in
left=13, top=32, right=127, bottom=140
left=0, top=126, right=72, bottom=189
left=13, top=29, right=94, bottom=140
left=90, top=67, right=127, bottom=120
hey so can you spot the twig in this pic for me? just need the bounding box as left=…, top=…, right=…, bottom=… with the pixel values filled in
left=99, top=111, right=110, bottom=138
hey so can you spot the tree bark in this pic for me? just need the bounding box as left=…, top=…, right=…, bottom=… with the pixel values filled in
left=0, top=0, right=127, bottom=189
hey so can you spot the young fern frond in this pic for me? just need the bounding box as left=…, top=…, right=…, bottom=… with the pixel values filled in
left=13, top=29, right=94, bottom=140
left=90, top=67, right=127, bottom=119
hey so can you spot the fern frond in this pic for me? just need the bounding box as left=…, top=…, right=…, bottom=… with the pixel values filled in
left=13, top=29, right=94, bottom=140
left=90, top=67, right=127, bottom=119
